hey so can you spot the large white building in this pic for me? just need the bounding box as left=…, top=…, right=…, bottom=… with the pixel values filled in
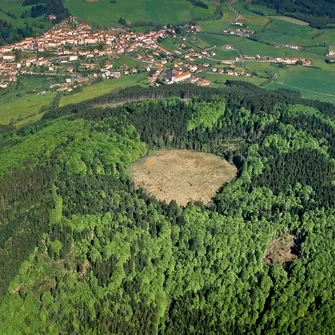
left=172, top=71, right=191, bottom=83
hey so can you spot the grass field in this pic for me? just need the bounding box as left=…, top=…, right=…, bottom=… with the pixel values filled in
left=257, top=29, right=313, bottom=46
left=232, top=2, right=269, bottom=30
left=197, top=33, right=235, bottom=47
left=266, top=67, right=335, bottom=103
left=115, top=55, right=142, bottom=68
left=210, top=47, right=239, bottom=60
left=199, top=72, right=267, bottom=86
left=188, top=36, right=212, bottom=49
left=59, top=73, right=147, bottom=106
left=265, top=19, right=313, bottom=37
left=159, top=38, right=179, bottom=52
left=244, top=62, right=275, bottom=77
left=257, top=18, right=335, bottom=48
left=269, top=16, right=309, bottom=26
left=246, top=4, right=277, bottom=16
left=0, top=92, right=56, bottom=125
left=0, top=75, right=63, bottom=126
left=200, top=6, right=236, bottom=31
left=128, top=149, right=237, bottom=206
left=64, top=0, right=217, bottom=27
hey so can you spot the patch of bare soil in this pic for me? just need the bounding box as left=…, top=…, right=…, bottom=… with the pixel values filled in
left=87, top=0, right=100, bottom=2
left=264, top=234, right=298, bottom=265
left=78, top=259, right=90, bottom=278
left=11, top=284, right=22, bottom=295
left=128, top=150, right=237, bottom=206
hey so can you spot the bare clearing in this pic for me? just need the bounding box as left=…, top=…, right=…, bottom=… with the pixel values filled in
left=128, top=150, right=237, bottom=206
left=264, top=234, right=298, bottom=265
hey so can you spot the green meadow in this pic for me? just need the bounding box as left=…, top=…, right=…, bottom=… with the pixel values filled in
left=200, top=6, right=236, bottom=31
left=0, top=76, right=63, bottom=126
left=64, top=0, right=217, bottom=27
left=59, top=73, right=147, bottom=106
left=0, top=92, right=56, bottom=126
left=198, top=72, right=267, bottom=86
left=0, top=74, right=146, bottom=126
left=266, top=67, right=335, bottom=103
left=231, top=2, right=269, bottom=30
left=246, top=4, right=277, bottom=16
left=269, top=16, right=309, bottom=26
left=159, top=38, right=179, bottom=52
left=210, top=47, right=239, bottom=60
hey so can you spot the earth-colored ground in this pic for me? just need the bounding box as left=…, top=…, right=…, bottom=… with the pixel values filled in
left=127, top=149, right=237, bottom=206
left=264, top=234, right=298, bottom=265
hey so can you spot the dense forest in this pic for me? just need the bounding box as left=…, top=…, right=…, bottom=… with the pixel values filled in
left=1, top=83, right=335, bottom=334
left=250, top=0, right=335, bottom=27
left=0, top=19, right=34, bottom=45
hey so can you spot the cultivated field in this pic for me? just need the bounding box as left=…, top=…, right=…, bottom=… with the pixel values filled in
left=127, top=149, right=237, bottom=206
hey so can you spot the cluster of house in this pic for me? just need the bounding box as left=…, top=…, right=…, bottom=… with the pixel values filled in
left=0, top=18, right=172, bottom=88
left=270, top=57, right=312, bottom=65
left=280, top=44, right=301, bottom=50
left=327, top=50, right=335, bottom=57
left=223, top=28, right=255, bottom=38
left=0, top=15, right=317, bottom=91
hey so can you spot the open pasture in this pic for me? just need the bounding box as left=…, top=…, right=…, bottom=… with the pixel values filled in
left=265, top=19, right=313, bottom=38
left=210, top=47, right=239, bottom=60
left=189, top=36, right=212, bottom=49
left=269, top=16, right=309, bottom=26
left=198, top=72, right=267, bottom=86
left=59, top=73, right=147, bottom=106
left=200, top=6, right=236, bottom=31
left=257, top=29, right=313, bottom=46
left=159, top=38, right=179, bottom=52
left=232, top=2, right=269, bottom=30
left=64, top=0, right=217, bottom=27
left=246, top=4, right=277, bottom=16
left=247, top=4, right=276, bottom=16
left=266, top=67, right=335, bottom=103
left=197, top=33, right=237, bottom=47
left=0, top=92, right=56, bottom=126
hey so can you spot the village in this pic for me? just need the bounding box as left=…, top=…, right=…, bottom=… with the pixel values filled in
left=0, top=17, right=313, bottom=91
